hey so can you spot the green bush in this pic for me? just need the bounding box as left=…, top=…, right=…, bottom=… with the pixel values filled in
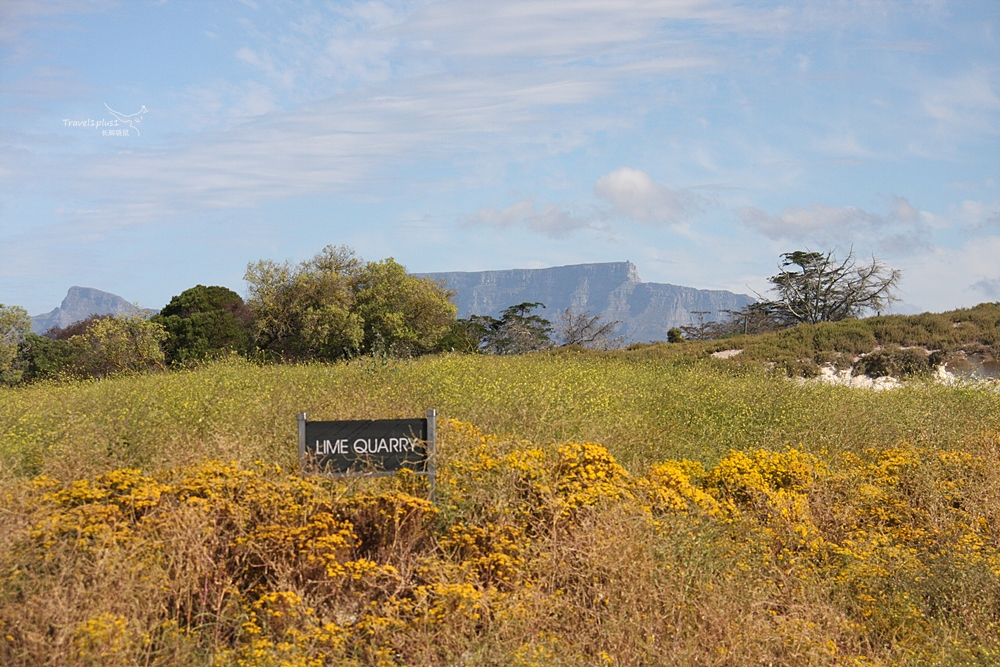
left=698, top=303, right=1000, bottom=377
left=854, top=345, right=932, bottom=378
left=153, top=285, right=251, bottom=364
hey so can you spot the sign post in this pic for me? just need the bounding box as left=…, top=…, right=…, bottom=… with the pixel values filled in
left=297, top=410, right=437, bottom=496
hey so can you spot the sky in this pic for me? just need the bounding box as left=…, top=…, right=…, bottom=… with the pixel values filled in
left=1, top=0, right=998, bottom=317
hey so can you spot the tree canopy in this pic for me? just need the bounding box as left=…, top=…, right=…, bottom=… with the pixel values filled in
left=153, top=285, right=251, bottom=363
left=441, top=302, right=554, bottom=355
left=244, top=245, right=456, bottom=360
left=64, top=315, right=167, bottom=378
left=766, top=249, right=901, bottom=325
left=0, top=304, right=31, bottom=384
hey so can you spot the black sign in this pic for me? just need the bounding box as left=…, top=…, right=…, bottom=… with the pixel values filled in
left=298, top=413, right=434, bottom=476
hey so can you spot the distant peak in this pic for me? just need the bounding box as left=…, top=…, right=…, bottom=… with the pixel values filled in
left=31, top=286, right=155, bottom=334
left=62, top=286, right=123, bottom=306
left=625, top=261, right=641, bottom=283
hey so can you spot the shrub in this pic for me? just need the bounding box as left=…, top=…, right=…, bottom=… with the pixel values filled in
left=5, top=420, right=1000, bottom=665
left=245, top=245, right=456, bottom=360
left=153, top=285, right=251, bottom=363
left=67, top=315, right=167, bottom=378
left=0, top=304, right=31, bottom=384
left=854, top=345, right=932, bottom=378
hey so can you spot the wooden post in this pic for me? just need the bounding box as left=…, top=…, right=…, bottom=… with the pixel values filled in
left=426, top=408, right=437, bottom=501
left=297, top=412, right=307, bottom=474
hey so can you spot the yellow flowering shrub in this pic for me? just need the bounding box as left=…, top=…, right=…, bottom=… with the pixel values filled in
left=641, top=459, right=720, bottom=515
left=4, top=417, right=1000, bottom=665
left=72, top=613, right=142, bottom=667
left=552, top=441, right=633, bottom=512
left=219, top=591, right=353, bottom=667
left=437, top=521, right=527, bottom=589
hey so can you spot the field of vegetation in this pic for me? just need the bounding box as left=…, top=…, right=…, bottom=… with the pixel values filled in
left=2, top=350, right=1000, bottom=665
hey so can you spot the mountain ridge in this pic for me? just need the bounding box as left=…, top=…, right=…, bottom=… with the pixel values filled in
left=418, top=261, right=754, bottom=343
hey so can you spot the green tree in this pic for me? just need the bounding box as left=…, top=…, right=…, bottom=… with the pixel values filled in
left=15, top=315, right=109, bottom=382
left=67, top=315, right=167, bottom=378
left=245, top=245, right=364, bottom=359
left=437, top=318, right=490, bottom=354
left=766, top=249, right=901, bottom=325
left=353, top=259, right=457, bottom=356
left=16, top=334, right=75, bottom=381
left=0, top=304, right=31, bottom=384
left=244, top=245, right=456, bottom=360
left=153, top=285, right=251, bottom=363
left=473, top=302, right=553, bottom=355
left=667, top=327, right=685, bottom=343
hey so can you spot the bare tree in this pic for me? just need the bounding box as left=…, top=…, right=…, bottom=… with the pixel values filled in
left=711, top=303, right=787, bottom=337
left=766, top=249, right=901, bottom=325
left=556, top=308, right=624, bottom=350
left=680, top=310, right=716, bottom=341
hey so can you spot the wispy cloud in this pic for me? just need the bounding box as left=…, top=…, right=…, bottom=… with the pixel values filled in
left=970, top=277, right=1000, bottom=300
left=950, top=199, right=1000, bottom=233
left=921, top=69, right=1000, bottom=135
left=461, top=199, right=594, bottom=238
left=38, top=66, right=628, bottom=223
left=461, top=167, right=703, bottom=238
left=738, top=196, right=931, bottom=252
left=0, top=0, right=114, bottom=45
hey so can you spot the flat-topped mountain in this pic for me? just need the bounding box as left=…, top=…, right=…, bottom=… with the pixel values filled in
left=31, top=286, right=153, bottom=334
left=419, top=261, right=754, bottom=343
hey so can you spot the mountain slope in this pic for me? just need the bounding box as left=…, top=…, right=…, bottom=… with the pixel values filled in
left=419, top=261, right=754, bottom=343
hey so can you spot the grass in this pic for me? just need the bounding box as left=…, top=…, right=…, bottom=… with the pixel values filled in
left=2, top=351, right=1000, bottom=665
left=3, top=353, right=998, bottom=479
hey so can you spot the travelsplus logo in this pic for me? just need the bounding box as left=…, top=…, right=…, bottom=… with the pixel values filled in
left=62, top=104, right=149, bottom=137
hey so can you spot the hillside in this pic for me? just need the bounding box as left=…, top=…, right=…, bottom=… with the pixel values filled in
left=420, top=261, right=754, bottom=343
left=619, top=301, right=1000, bottom=381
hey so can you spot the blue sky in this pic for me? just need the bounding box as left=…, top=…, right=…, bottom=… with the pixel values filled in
left=1, top=0, right=998, bottom=316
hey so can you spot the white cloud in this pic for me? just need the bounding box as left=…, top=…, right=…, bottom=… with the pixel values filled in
left=813, top=132, right=875, bottom=161
left=0, top=0, right=113, bottom=44
left=235, top=47, right=296, bottom=89
left=593, top=167, right=702, bottom=226
left=738, top=196, right=930, bottom=252
left=232, top=81, right=278, bottom=119
left=740, top=203, right=874, bottom=236
left=461, top=199, right=593, bottom=238
left=892, top=235, right=1000, bottom=310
